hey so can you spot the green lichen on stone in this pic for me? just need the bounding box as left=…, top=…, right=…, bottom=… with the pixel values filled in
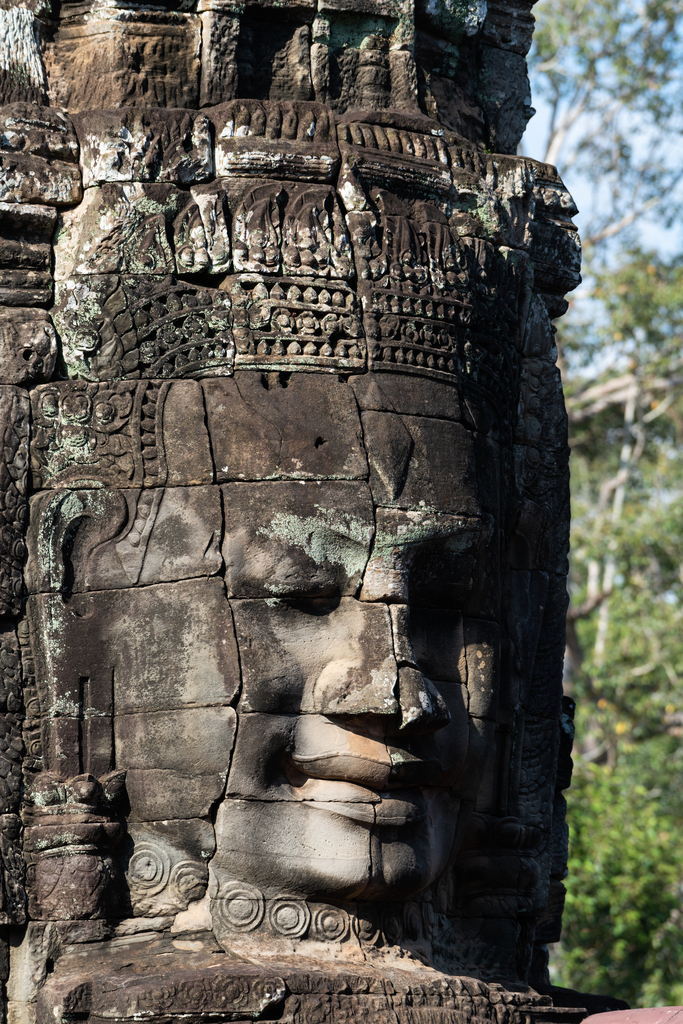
left=416, top=0, right=487, bottom=44
left=326, top=12, right=401, bottom=53
left=258, top=506, right=373, bottom=587
left=371, top=512, right=486, bottom=566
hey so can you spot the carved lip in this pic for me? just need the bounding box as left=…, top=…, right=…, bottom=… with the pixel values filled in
left=374, top=792, right=428, bottom=826
left=308, top=800, right=376, bottom=824
left=289, top=751, right=391, bottom=789
left=310, top=794, right=428, bottom=826
left=289, top=776, right=428, bottom=826
left=290, top=748, right=435, bottom=791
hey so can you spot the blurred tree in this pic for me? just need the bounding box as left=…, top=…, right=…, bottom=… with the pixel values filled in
left=530, top=0, right=683, bottom=246
left=527, top=0, right=683, bottom=1005
left=554, top=250, right=683, bottom=1005
left=558, top=762, right=683, bottom=1007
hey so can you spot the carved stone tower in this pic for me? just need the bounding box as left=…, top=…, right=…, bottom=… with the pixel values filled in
left=0, top=0, right=581, bottom=1021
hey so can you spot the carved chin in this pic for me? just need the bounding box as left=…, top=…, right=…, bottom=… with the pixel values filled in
left=211, top=789, right=460, bottom=903
left=365, top=788, right=462, bottom=900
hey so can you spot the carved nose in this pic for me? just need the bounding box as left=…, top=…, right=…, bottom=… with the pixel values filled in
left=309, top=611, right=451, bottom=736
left=395, top=666, right=450, bottom=735
left=390, top=605, right=451, bottom=735
left=310, top=659, right=450, bottom=736
left=311, top=657, right=400, bottom=719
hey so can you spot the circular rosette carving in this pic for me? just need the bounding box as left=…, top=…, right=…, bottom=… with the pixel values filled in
left=353, top=906, right=381, bottom=947
left=126, top=842, right=171, bottom=896
left=170, top=860, right=209, bottom=905
left=403, top=902, right=422, bottom=942
left=312, top=905, right=350, bottom=943
left=267, top=898, right=310, bottom=938
left=382, top=908, right=403, bottom=946
left=212, top=880, right=265, bottom=933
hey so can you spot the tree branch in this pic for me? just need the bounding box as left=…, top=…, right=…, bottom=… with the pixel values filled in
left=567, top=588, right=614, bottom=622
left=584, top=194, right=664, bottom=246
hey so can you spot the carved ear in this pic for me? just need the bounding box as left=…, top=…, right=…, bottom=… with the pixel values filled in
left=26, top=489, right=130, bottom=596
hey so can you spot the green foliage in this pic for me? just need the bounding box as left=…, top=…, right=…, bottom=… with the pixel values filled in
left=525, top=0, right=683, bottom=1001
left=566, top=248, right=683, bottom=735
left=548, top=245, right=683, bottom=1002
left=561, top=249, right=683, bottom=369
left=557, top=761, right=683, bottom=1008
left=550, top=247, right=683, bottom=1003
left=531, top=0, right=683, bottom=120
left=527, top=0, right=683, bottom=1001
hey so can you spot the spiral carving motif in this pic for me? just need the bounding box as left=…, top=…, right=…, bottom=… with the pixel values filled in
left=126, top=842, right=171, bottom=896
left=268, top=898, right=310, bottom=938
left=382, top=909, right=403, bottom=946
left=169, top=860, right=208, bottom=902
left=212, top=880, right=265, bottom=933
left=312, top=905, right=350, bottom=942
left=404, top=902, right=422, bottom=942
left=353, top=907, right=381, bottom=946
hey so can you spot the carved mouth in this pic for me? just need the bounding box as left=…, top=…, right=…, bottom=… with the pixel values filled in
left=374, top=793, right=428, bottom=825
left=289, top=752, right=391, bottom=789
left=285, top=771, right=429, bottom=826
left=309, top=793, right=428, bottom=827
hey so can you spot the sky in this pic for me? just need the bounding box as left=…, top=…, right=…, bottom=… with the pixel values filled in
left=521, top=95, right=681, bottom=259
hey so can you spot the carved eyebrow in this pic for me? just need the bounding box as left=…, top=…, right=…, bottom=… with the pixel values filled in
left=371, top=513, right=493, bottom=553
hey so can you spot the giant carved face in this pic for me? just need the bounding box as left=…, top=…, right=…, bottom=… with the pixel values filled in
left=25, top=364, right=501, bottom=919
left=3, top=83, right=577, bottom=964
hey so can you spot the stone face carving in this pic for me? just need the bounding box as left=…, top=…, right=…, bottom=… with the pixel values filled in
left=0, top=2, right=583, bottom=1023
